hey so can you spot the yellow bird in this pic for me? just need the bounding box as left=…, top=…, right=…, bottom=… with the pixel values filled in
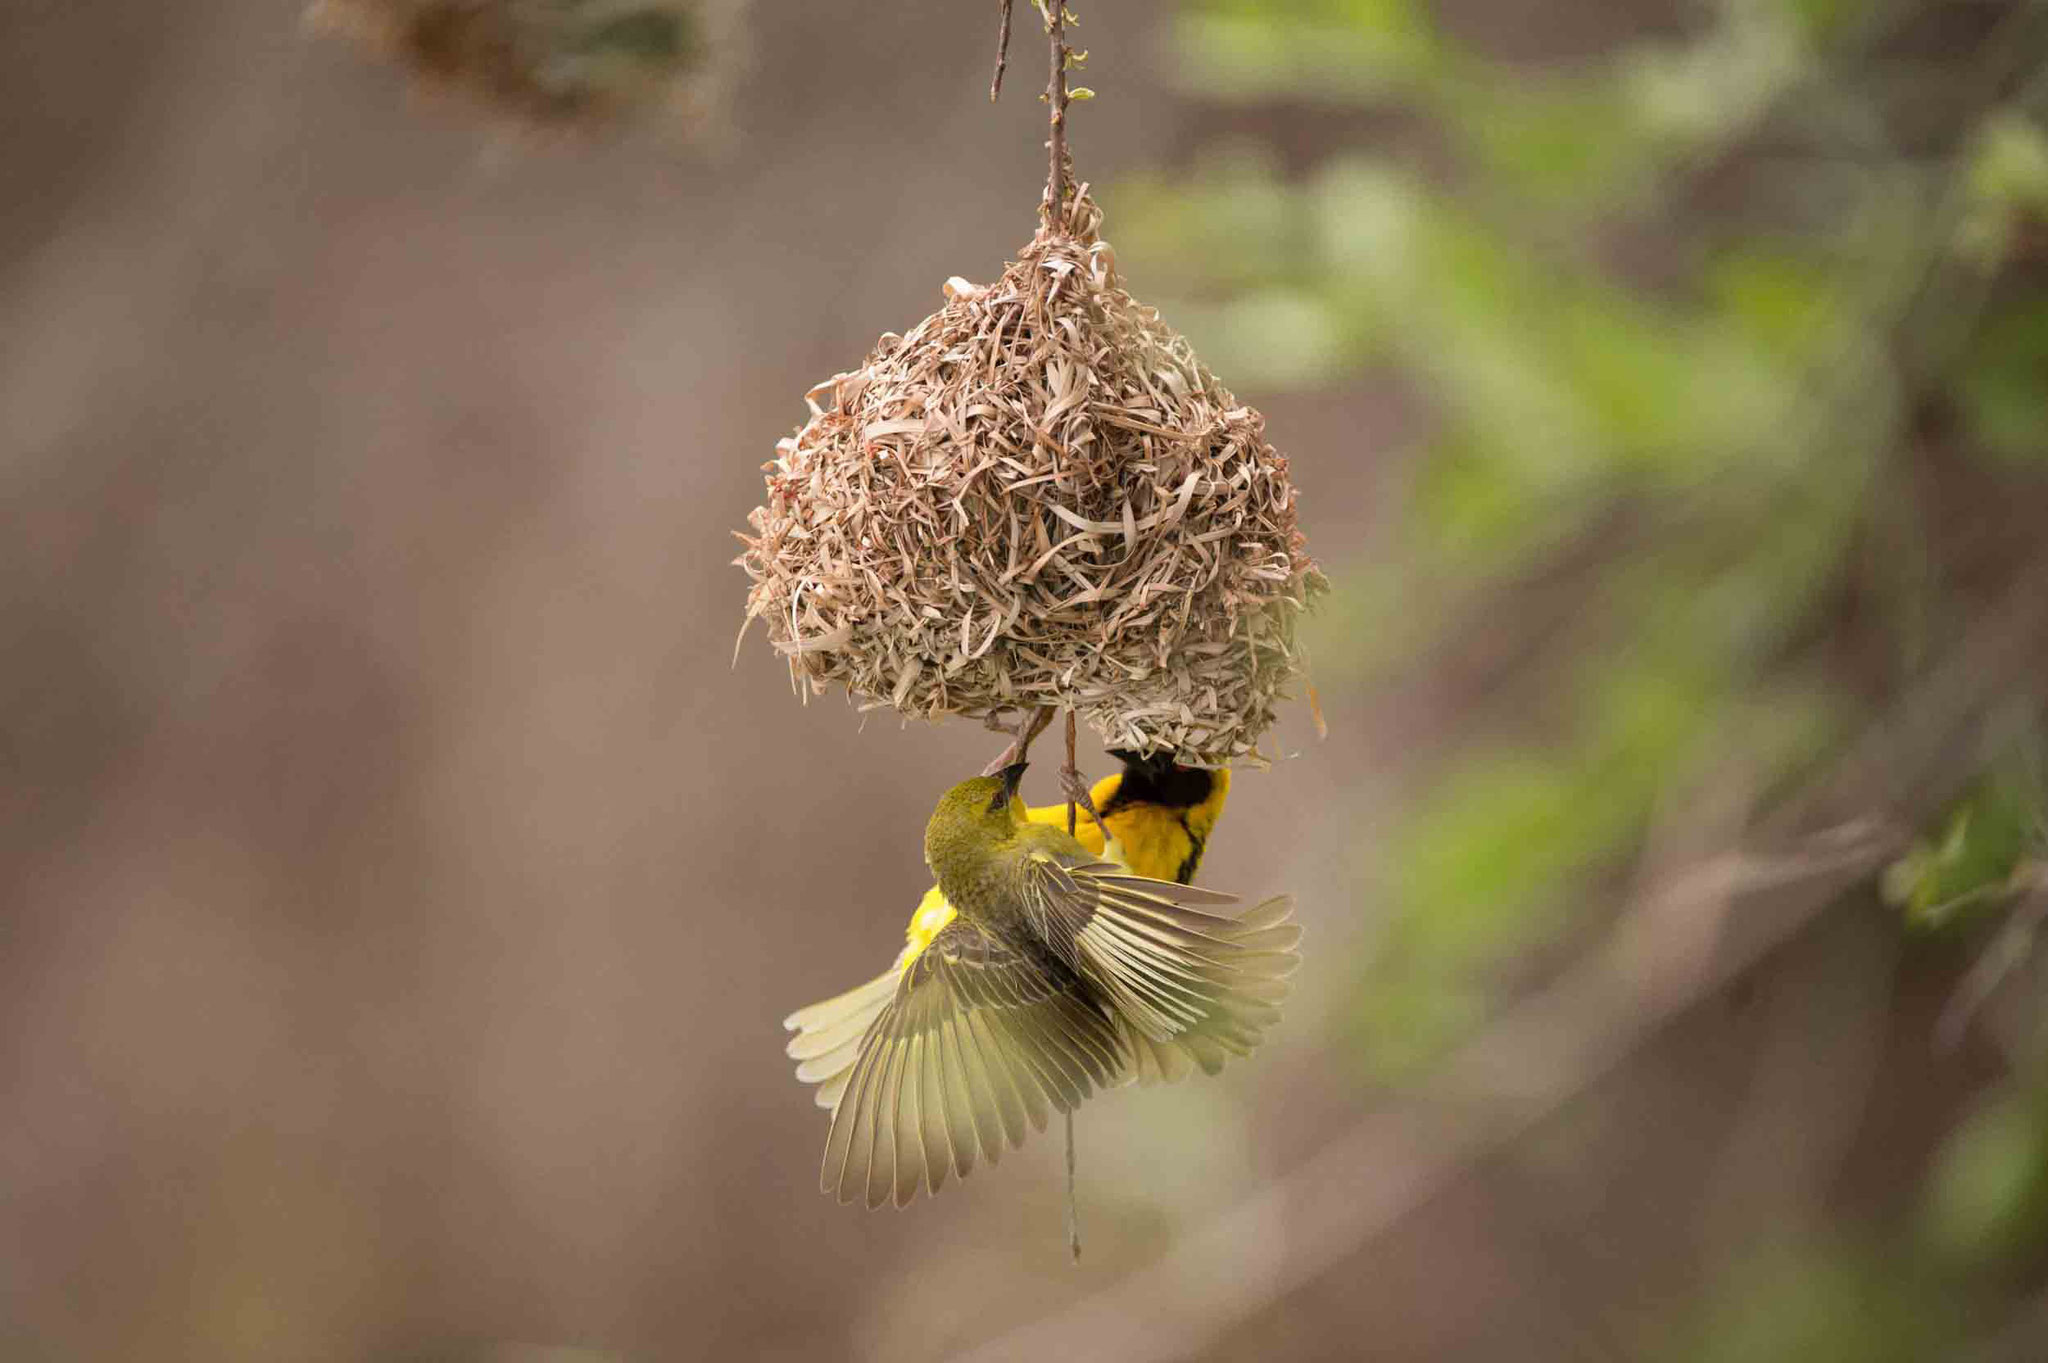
left=786, top=755, right=1296, bottom=1207
left=785, top=752, right=1231, bottom=1112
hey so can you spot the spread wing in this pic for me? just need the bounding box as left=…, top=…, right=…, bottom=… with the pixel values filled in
left=784, top=964, right=902, bottom=1111
left=782, top=792, right=1114, bottom=1112
left=784, top=886, right=960, bottom=1112
left=1019, top=852, right=1301, bottom=1075
left=818, top=918, right=1128, bottom=1208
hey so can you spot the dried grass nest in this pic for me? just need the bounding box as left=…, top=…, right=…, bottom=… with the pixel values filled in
left=737, top=191, right=1325, bottom=767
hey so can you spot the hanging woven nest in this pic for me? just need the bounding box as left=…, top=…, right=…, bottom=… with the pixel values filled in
left=736, top=190, right=1325, bottom=767
left=308, top=0, right=737, bottom=130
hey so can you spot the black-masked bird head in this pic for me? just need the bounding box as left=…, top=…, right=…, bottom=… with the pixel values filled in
left=1106, top=748, right=1220, bottom=813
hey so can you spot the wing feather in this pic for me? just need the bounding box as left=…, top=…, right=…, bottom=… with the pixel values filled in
left=936, top=1012, right=979, bottom=1179
left=816, top=1062, right=855, bottom=1112
left=965, top=1007, right=1031, bottom=1149
left=1017, top=848, right=1302, bottom=1078
left=948, top=987, right=1007, bottom=1167
left=785, top=965, right=899, bottom=1111
left=784, top=969, right=898, bottom=1037
left=915, top=1015, right=951, bottom=1196
left=993, top=1007, right=1058, bottom=1132
left=867, top=1016, right=905, bottom=1209
left=1120, top=1019, right=1197, bottom=1086
left=820, top=1006, right=883, bottom=1197
left=816, top=919, right=1125, bottom=1205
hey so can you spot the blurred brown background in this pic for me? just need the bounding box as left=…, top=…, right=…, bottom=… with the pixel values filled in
left=6, top=0, right=2047, bottom=1360
left=2, top=3, right=1360, bottom=1357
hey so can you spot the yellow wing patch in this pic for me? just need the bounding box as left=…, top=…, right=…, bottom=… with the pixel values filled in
left=900, top=886, right=957, bottom=971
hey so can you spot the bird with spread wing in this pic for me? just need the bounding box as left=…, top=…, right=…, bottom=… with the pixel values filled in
left=784, top=756, right=1299, bottom=1208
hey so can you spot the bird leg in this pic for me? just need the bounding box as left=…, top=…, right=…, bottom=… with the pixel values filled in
left=981, top=705, right=1055, bottom=776
left=1060, top=709, right=1107, bottom=841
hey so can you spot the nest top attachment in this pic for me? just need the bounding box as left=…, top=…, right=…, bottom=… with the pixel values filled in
left=737, top=192, right=1324, bottom=767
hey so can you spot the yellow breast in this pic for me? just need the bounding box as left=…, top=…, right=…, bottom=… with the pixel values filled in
left=897, top=885, right=957, bottom=970
left=1099, top=808, right=1196, bottom=884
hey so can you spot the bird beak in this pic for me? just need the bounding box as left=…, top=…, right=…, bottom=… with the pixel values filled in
left=1000, top=761, right=1029, bottom=799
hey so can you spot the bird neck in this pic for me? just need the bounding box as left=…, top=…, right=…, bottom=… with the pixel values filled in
left=925, top=803, right=1024, bottom=916
left=1184, top=767, right=1231, bottom=840
left=929, top=845, right=1012, bottom=921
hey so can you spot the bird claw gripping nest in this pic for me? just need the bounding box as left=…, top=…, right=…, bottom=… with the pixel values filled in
left=737, top=189, right=1325, bottom=768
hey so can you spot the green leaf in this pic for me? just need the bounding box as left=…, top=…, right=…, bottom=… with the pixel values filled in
left=1924, top=1091, right=2048, bottom=1263
left=1884, top=768, right=2044, bottom=930
left=1684, top=1241, right=1950, bottom=1363
left=1958, top=300, right=2048, bottom=465
left=1969, top=113, right=2048, bottom=213
left=1171, top=5, right=1438, bottom=104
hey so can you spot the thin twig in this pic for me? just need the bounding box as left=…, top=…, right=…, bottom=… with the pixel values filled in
left=990, top=0, right=1014, bottom=102
left=1059, top=707, right=1108, bottom=840
left=1044, top=0, right=1070, bottom=225
left=982, top=706, right=1056, bottom=776
left=1064, top=1109, right=1081, bottom=1265
left=1065, top=709, right=1079, bottom=836
left=1935, top=868, right=2048, bottom=1054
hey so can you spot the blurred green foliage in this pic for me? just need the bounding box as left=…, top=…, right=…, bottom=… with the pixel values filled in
left=1925, top=1084, right=2048, bottom=1265
left=1883, top=761, right=2044, bottom=931
left=1115, top=0, right=1964, bottom=1075
left=1120, top=0, right=2048, bottom=1349
left=1683, top=1239, right=1953, bottom=1363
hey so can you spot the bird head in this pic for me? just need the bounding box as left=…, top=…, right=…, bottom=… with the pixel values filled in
left=925, top=763, right=1028, bottom=875
left=1106, top=748, right=1224, bottom=813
